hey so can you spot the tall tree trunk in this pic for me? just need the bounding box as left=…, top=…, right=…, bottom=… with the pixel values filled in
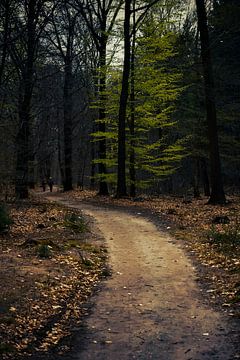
left=63, top=54, right=73, bottom=191
left=0, top=0, right=10, bottom=87
left=201, top=157, right=210, bottom=196
left=193, top=157, right=200, bottom=198
left=195, top=0, right=226, bottom=204
left=15, top=88, right=31, bottom=198
left=74, top=0, right=123, bottom=196
left=97, top=41, right=109, bottom=195
left=15, top=0, right=36, bottom=198
left=90, top=126, right=96, bottom=189
left=57, top=131, right=64, bottom=185
left=129, top=4, right=136, bottom=198
left=116, top=0, right=131, bottom=198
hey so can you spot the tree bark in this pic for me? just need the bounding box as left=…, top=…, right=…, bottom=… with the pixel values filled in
left=15, top=88, right=31, bottom=198
left=15, top=0, right=36, bottom=198
left=90, top=124, right=96, bottom=189
left=0, top=0, right=10, bottom=87
left=116, top=0, right=131, bottom=198
left=129, top=4, right=136, bottom=198
left=98, top=40, right=109, bottom=195
left=63, top=54, right=73, bottom=191
left=74, top=1, right=123, bottom=196
left=193, top=158, right=200, bottom=198
left=200, top=157, right=210, bottom=196
left=195, top=0, right=226, bottom=204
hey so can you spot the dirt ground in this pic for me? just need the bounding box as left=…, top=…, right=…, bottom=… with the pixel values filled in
left=43, top=194, right=240, bottom=360
left=0, top=198, right=107, bottom=359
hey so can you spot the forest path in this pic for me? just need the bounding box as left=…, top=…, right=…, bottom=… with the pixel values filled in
left=45, top=194, right=236, bottom=360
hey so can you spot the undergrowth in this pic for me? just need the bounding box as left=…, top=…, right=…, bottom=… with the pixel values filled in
left=0, top=203, right=13, bottom=233
left=63, top=213, right=88, bottom=233
left=206, top=221, right=240, bottom=249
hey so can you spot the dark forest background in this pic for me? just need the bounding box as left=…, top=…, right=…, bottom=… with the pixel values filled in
left=0, top=0, right=239, bottom=203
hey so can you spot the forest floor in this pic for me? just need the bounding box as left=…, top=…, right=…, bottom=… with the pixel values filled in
left=0, top=194, right=108, bottom=359
left=0, top=189, right=239, bottom=359
left=64, top=190, right=240, bottom=315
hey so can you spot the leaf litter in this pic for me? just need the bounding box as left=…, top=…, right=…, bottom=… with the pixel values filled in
left=1, top=189, right=239, bottom=359
left=63, top=190, right=240, bottom=317
left=0, top=197, right=107, bottom=359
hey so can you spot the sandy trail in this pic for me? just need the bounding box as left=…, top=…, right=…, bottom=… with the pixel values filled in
left=47, top=196, right=237, bottom=360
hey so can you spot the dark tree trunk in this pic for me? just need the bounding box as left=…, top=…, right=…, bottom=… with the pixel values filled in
left=116, top=0, right=131, bottom=198
left=74, top=0, right=123, bottom=196
left=195, top=0, right=226, bottom=204
left=97, top=41, right=109, bottom=195
left=15, top=90, right=31, bottom=198
left=201, top=157, right=210, bottom=196
left=90, top=129, right=96, bottom=189
left=0, top=0, right=10, bottom=87
left=193, top=158, right=201, bottom=198
left=63, top=54, right=73, bottom=191
left=57, top=132, right=64, bottom=186
left=15, top=0, right=36, bottom=198
left=129, top=16, right=136, bottom=197
left=129, top=0, right=136, bottom=198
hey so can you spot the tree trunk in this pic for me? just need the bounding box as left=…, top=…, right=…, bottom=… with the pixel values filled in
left=0, top=0, right=10, bottom=87
left=193, top=158, right=200, bottom=198
left=129, top=0, right=136, bottom=198
left=97, top=41, right=109, bottom=195
left=90, top=127, right=96, bottom=189
left=201, top=157, right=210, bottom=196
left=116, top=0, right=131, bottom=198
left=15, top=89, right=31, bottom=198
left=57, top=131, right=64, bottom=186
left=15, top=0, right=36, bottom=198
left=63, top=54, right=73, bottom=191
left=195, top=0, right=226, bottom=204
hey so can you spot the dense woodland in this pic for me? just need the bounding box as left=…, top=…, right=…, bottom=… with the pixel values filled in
left=0, top=0, right=239, bottom=203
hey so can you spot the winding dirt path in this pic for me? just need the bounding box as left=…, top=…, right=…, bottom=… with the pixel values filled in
left=47, top=196, right=238, bottom=360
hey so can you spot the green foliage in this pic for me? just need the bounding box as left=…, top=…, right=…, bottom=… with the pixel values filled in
left=37, top=244, right=52, bottom=258
left=0, top=342, right=15, bottom=354
left=64, top=213, right=88, bottom=233
left=82, top=258, right=94, bottom=268
left=91, top=7, right=187, bottom=192
left=206, top=223, right=240, bottom=248
left=131, top=26, right=186, bottom=184
left=0, top=203, right=13, bottom=233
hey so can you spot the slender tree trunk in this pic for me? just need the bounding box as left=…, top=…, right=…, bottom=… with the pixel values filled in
left=15, top=87, right=31, bottom=198
left=116, top=0, right=131, bottom=198
left=129, top=5, right=136, bottom=198
left=57, top=131, right=64, bottom=186
left=195, top=0, right=226, bottom=204
left=201, top=157, right=210, bottom=196
left=15, top=0, right=36, bottom=198
left=193, top=158, right=200, bottom=198
left=63, top=54, right=73, bottom=191
left=97, top=41, right=109, bottom=195
left=0, top=0, right=10, bottom=87
left=90, top=127, right=96, bottom=189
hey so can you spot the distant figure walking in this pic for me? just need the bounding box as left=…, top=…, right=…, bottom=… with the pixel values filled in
left=41, top=179, right=46, bottom=192
left=48, top=177, right=54, bottom=192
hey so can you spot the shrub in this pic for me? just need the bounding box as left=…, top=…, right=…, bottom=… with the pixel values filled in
left=63, top=213, right=88, bottom=233
left=206, top=222, right=240, bottom=247
left=0, top=203, right=12, bottom=233
left=0, top=342, right=15, bottom=354
left=37, top=244, right=52, bottom=258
